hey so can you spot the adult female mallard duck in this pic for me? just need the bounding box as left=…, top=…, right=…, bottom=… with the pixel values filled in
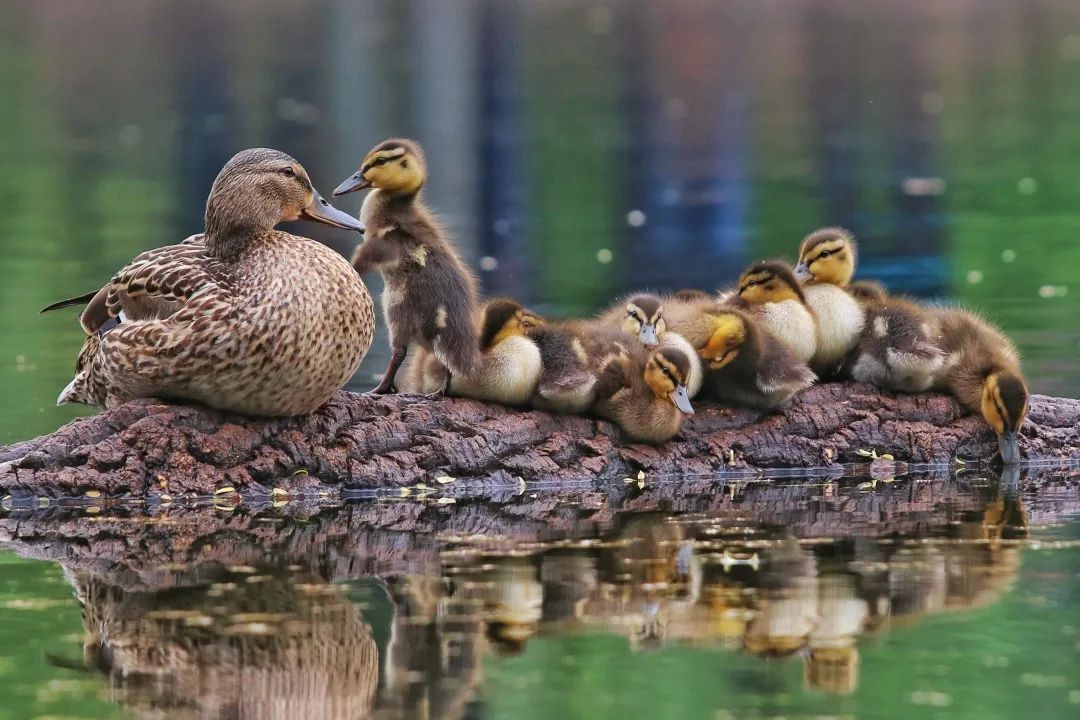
left=793, top=227, right=866, bottom=376
left=334, top=138, right=479, bottom=395
left=42, top=148, right=373, bottom=417
left=929, top=307, right=1029, bottom=463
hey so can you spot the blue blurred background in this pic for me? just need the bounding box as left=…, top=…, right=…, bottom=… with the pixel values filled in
left=2, top=0, right=1079, bottom=442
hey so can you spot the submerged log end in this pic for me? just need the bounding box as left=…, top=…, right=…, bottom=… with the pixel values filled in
left=1, top=383, right=1078, bottom=500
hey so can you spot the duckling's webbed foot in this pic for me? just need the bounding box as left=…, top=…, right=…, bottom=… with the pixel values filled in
left=370, top=344, right=407, bottom=395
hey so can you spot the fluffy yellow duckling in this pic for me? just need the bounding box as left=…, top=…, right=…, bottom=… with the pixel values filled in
left=794, top=227, right=866, bottom=376
left=730, top=260, right=817, bottom=363
left=403, top=298, right=543, bottom=405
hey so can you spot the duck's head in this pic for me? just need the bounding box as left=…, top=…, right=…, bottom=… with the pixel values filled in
left=737, top=261, right=807, bottom=305
left=981, top=371, right=1029, bottom=464
left=794, top=227, right=857, bottom=286
left=644, top=346, right=694, bottom=415
left=333, top=138, right=426, bottom=198
left=204, top=148, right=363, bottom=243
left=479, top=298, right=543, bottom=350
left=697, top=311, right=749, bottom=371
left=622, top=294, right=666, bottom=348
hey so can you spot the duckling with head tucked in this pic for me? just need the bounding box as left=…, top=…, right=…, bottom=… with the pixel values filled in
left=847, top=289, right=944, bottom=393
left=334, top=138, right=479, bottom=394
left=403, top=298, right=543, bottom=405
left=527, top=321, right=623, bottom=413
left=930, top=307, right=1029, bottom=463
left=793, top=227, right=866, bottom=376
left=593, top=343, right=695, bottom=444
left=43, top=148, right=373, bottom=416
left=696, top=307, right=817, bottom=410
left=731, top=260, right=817, bottom=363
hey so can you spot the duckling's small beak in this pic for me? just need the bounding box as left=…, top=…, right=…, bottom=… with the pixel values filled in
left=333, top=171, right=372, bottom=196
left=669, top=384, right=694, bottom=415
left=301, top=191, right=364, bottom=233
left=793, top=263, right=812, bottom=282
left=998, top=430, right=1021, bottom=465
left=639, top=324, right=660, bottom=348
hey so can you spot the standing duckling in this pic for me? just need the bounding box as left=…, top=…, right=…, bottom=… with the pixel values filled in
left=333, top=138, right=478, bottom=394
left=404, top=298, right=544, bottom=405
left=793, top=227, right=866, bottom=376
left=929, top=307, right=1029, bottom=463
left=598, top=292, right=704, bottom=398
left=43, top=148, right=373, bottom=416
left=696, top=308, right=817, bottom=410
left=730, top=260, right=817, bottom=363
left=593, top=344, right=695, bottom=444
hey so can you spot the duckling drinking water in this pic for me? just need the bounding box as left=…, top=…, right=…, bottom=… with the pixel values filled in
left=794, top=227, right=866, bottom=376
left=929, top=307, right=1029, bottom=463
left=334, top=138, right=479, bottom=395
left=44, top=148, right=373, bottom=417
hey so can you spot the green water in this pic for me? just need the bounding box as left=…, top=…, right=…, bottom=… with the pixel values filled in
left=1, top=472, right=1078, bottom=719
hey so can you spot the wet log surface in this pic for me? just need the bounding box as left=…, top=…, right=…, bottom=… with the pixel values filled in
left=1, top=383, right=1078, bottom=501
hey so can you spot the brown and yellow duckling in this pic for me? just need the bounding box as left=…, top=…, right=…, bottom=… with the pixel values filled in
left=598, top=292, right=704, bottom=398
left=334, top=138, right=479, bottom=394
left=592, top=343, right=695, bottom=444
left=793, top=227, right=866, bottom=376
left=44, top=148, right=372, bottom=416
left=929, top=307, right=1029, bottom=463
left=696, top=307, right=817, bottom=410
left=846, top=286, right=944, bottom=393
left=403, top=298, right=543, bottom=405
left=527, top=322, right=626, bottom=413
left=730, top=260, right=817, bottom=363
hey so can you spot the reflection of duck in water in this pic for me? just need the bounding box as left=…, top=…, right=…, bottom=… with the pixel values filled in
left=480, top=556, right=544, bottom=656
left=804, top=573, right=870, bottom=695
left=742, top=540, right=818, bottom=657
left=61, top=565, right=378, bottom=720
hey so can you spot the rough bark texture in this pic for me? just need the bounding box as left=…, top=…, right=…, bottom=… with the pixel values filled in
left=1, top=383, right=1078, bottom=501
left=1, top=467, right=1077, bottom=587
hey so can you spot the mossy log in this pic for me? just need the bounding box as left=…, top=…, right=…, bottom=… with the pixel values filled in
left=1, top=383, right=1078, bottom=501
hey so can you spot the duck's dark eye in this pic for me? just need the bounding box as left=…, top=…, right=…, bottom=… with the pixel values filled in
left=375, top=157, right=389, bottom=166
left=280, top=167, right=296, bottom=177
left=818, top=249, right=832, bottom=259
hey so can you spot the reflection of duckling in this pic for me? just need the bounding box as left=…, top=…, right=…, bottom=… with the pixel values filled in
left=403, top=298, right=543, bottom=405
left=731, top=260, right=817, bottom=363
left=334, top=138, right=479, bottom=394
left=804, top=573, right=869, bottom=695
left=481, top=557, right=543, bottom=657
left=794, top=227, right=866, bottom=375
left=848, top=291, right=944, bottom=393
left=929, top=307, right=1029, bottom=463
left=593, top=344, right=695, bottom=444
left=695, top=307, right=816, bottom=410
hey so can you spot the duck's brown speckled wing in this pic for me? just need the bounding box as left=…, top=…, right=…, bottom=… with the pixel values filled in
left=79, top=242, right=218, bottom=335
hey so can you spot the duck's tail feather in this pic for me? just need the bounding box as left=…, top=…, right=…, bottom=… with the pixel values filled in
left=41, top=291, right=97, bottom=314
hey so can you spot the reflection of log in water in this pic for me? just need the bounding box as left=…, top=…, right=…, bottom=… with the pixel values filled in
left=1, top=467, right=1074, bottom=711
left=2, top=385, right=1079, bottom=499
left=65, top=567, right=379, bottom=720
